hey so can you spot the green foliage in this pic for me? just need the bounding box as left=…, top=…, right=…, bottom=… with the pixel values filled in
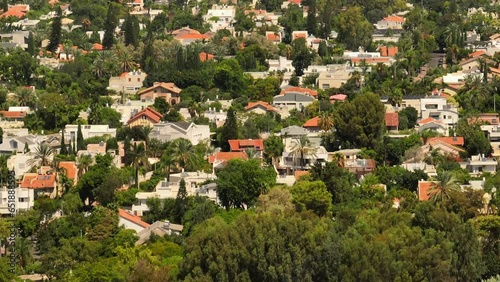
left=76, top=124, right=86, bottom=151
left=219, top=107, right=239, bottom=151
left=47, top=7, right=62, bottom=53
left=216, top=158, right=277, bottom=209
left=456, top=119, right=492, bottom=157
left=290, top=180, right=333, bottom=216
left=291, top=37, right=314, bottom=76
left=336, top=6, right=373, bottom=50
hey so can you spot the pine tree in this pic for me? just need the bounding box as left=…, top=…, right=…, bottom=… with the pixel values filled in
left=76, top=124, right=86, bottom=151
left=47, top=7, right=62, bottom=53
left=102, top=3, right=119, bottom=49
left=123, top=14, right=139, bottom=47
left=220, top=107, right=239, bottom=152
left=90, top=31, right=101, bottom=44
left=306, top=0, right=317, bottom=36
left=27, top=32, right=35, bottom=56
left=174, top=178, right=188, bottom=223
left=60, top=130, right=68, bottom=155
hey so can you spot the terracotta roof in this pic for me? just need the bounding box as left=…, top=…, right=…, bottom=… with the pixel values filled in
left=0, top=9, right=25, bottom=18
left=199, top=52, right=214, bottom=62
left=58, top=161, right=77, bottom=179
left=208, top=152, right=248, bottom=164
left=469, top=50, right=486, bottom=58
left=418, top=117, right=442, bottom=125
left=303, top=116, right=320, bottom=127
left=91, top=43, right=103, bottom=51
left=20, top=173, right=56, bottom=189
left=244, top=101, right=277, bottom=112
left=294, top=170, right=309, bottom=180
left=385, top=112, right=399, bottom=127
left=245, top=9, right=266, bottom=15
left=468, top=114, right=499, bottom=125
left=426, top=137, right=464, bottom=146
left=293, top=32, right=307, bottom=40
left=118, top=209, right=150, bottom=228
left=418, top=181, right=435, bottom=201
left=280, top=86, right=317, bottom=97
left=266, top=32, right=281, bottom=42
left=127, top=107, right=163, bottom=124
left=329, top=94, right=347, bottom=101
left=172, top=27, right=201, bottom=35
left=427, top=140, right=465, bottom=154
left=490, top=67, right=500, bottom=74
left=382, top=15, right=405, bottom=22
left=289, top=0, right=301, bottom=5
left=10, top=5, right=28, bottom=11
left=228, top=139, right=264, bottom=151
left=0, top=111, right=27, bottom=119
left=138, top=82, right=182, bottom=95
left=175, top=33, right=210, bottom=40
left=379, top=46, right=398, bottom=57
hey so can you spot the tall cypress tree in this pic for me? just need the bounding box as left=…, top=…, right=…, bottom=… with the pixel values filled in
left=123, top=14, right=139, bottom=47
left=306, top=0, right=317, bottom=36
left=68, top=139, right=74, bottom=155
left=220, top=107, right=239, bottom=152
left=47, top=7, right=62, bottom=53
left=3, top=0, right=7, bottom=13
left=174, top=178, right=188, bottom=223
left=27, top=32, right=36, bottom=56
left=60, top=130, right=68, bottom=155
left=76, top=124, right=86, bottom=151
left=102, top=3, right=119, bottom=49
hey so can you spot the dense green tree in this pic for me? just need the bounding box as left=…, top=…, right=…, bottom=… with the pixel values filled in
left=333, top=92, right=385, bottom=149
left=335, top=6, right=373, bottom=50
left=174, top=178, right=188, bottom=223
left=306, top=0, right=317, bottom=36
left=219, top=107, right=239, bottom=152
left=60, top=130, right=68, bottom=155
left=291, top=180, right=333, bottom=216
left=291, top=38, right=313, bottom=76
left=27, top=31, right=36, bottom=56
left=279, top=4, right=305, bottom=43
left=76, top=124, right=86, bottom=151
left=264, top=135, right=284, bottom=165
left=398, top=106, right=418, bottom=129
left=123, top=14, right=139, bottom=47
left=456, top=119, right=492, bottom=157
left=216, top=158, right=277, bottom=209
left=310, top=161, right=357, bottom=204
left=102, top=3, right=120, bottom=49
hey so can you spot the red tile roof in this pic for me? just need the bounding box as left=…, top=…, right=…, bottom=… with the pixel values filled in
left=294, top=170, right=309, bottom=180
left=426, top=137, right=464, bottom=146
left=127, top=107, right=163, bottom=124
left=92, top=43, right=103, bottom=51
left=118, top=209, right=150, bottom=228
left=0, top=111, right=27, bottom=119
left=329, top=94, right=347, bottom=101
left=385, top=112, right=399, bottom=127
left=379, top=46, right=398, bottom=57
left=303, top=116, right=320, bottom=128
left=172, top=27, right=201, bottom=35
left=138, top=82, right=182, bottom=95
left=351, top=57, right=391, bottom=64
left=418, top=117, right=442, bottom=125
left=280, top=86, right=317, bottom=97
left=175, top=33, right=210, bottom=40
left=266, top=32, right=281, bottom=42
left=469, top=50, right=486, bottom=58
left=208, top=152, right=248, bottom=164
left=0, top=9, right=25, bottom=18
left=418, top=181, right=434, bottom=201
left=58, top=161, right=77, bottom=179
left=289, top=0, right=301, bottom=5
left=20, top=173, right=56, bottom=189
left=245, top=101, right=277, bottom=112
left=468, top=113, right=499, bottom=125
left=228, top=139, right=264, bottom=151
left=382, top=15, right=405, bottom=22
left=293, top=32, right=307, bottom=40
left=199, top=52, right=214, bottom=62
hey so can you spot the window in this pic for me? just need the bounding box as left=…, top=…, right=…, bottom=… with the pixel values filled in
left=137, top=78, right=140, bottom=82
left=128, top=78, right=131, bottom=82
left=322, top=84, right=330, bottom=89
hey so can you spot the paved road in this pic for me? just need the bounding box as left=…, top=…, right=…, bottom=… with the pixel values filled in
left=415, top=53, right=446, bottom=81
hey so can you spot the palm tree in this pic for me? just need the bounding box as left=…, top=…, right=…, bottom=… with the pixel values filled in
left=170, top=138, right=195, bottom=170
left=139, top=126, right=153, bottom=148
left=15, top=237, right=32, bottom=270
left=116, top=46, right=136, bottom=73
left=76, top=154, right=93, bottom=178
left=14, top=87, right=34, bottom=108
left=130, top=143, right=149, bottom=188
left=290, top=136, right=317, bottom=169
left=318, top=112, right=333, bottom=132
left=428, top=171, right=460, bottom=203
left=27, top=144, right=55, bottom=169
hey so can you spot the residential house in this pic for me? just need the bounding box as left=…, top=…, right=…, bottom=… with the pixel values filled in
left=111, top=99, right=155, bottom=125
left=401, top=163, right=437, bottom=177
left=204, top=5, right=236, bottom=32
left=474, top=114, right=500, bottom=156
left=7, top=153, right=32, bottom=178
left=228, top=139, right=264, bottom=154
left=461, top=154, right=498, bottom=175
left=172, top=27, right=212, bottom=45
left=458, top=56, right=494, bottom=71
left=0, top=185, right=34, bottom=216
left=329, top=94, right=347, bottom=103
left=375, top=15, right=405, bottom=30
left=442, top=70, right=481, bottom=85
left=316, top=71, right=351, bottom=89
left=416, top=117, right=449, bottom=136
left=0, top=134, right=39, bottom=155
left=0, top=31, right=29, bottom=49
left=135, top=220, right=184, bottom=245
left=266, top=31, right=282, bottom=44
left=245, top=101, right=278, bottom=114
left=344, top=158, right=376, bottom=178
left=303, top=116, right=321, bottom=132
left=273, top=92, right=315, bottom=111
left=280, top=125, right=310, bottom=137
left=385, top=112, right=399, bottom=131
left=108, top=70, right=147, bottom=94
left=132, top=171, right=216, bottom=216
left=281, top=137, right=328, bottom=169
left=292, top=30, right=308, bottom=41
left=65, top=124, right=117, bottom=143
left=0, top=109, right=27, bottom=121
left=138, top=82, right=181, bottom=105
left=379, top=46, right=399, bottom=57
left=204, top=108, right=228, bottom=127
left=118, top=208, right=150, bottom=233
left=149, top=121, right=210, bottom=145
left=127, top=107, right=163, bottom=127
left=268, top=56, right=294, bottom=73
left=420, top=97, right=459, bottom=126
left=77, top=142, right=107, bottom=158
left=12, top=18, right=40, bottom=30
left=58, top=161, right=78, bottom=185
left=20, top=168, right=57, bottom=199
left=126, top=0, right=144, bottom=10
left=280, top=86, right=318, bottom=98
left=209, top=151, right=248, bottom=170
left=199, top=52, right=214, bottom=62
left=0, top=4, right=29, bottom=19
